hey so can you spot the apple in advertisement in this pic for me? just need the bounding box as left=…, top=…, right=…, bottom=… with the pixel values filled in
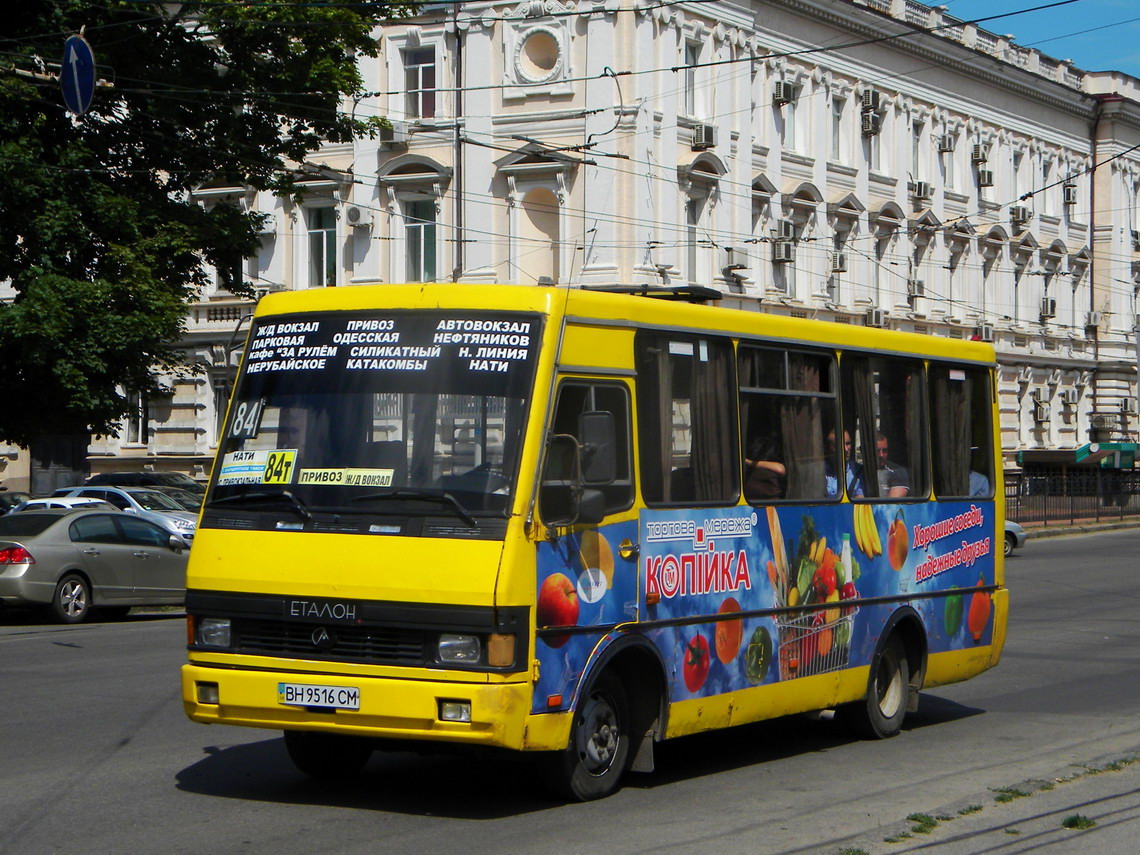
left=537, top=572, right=580, bottom=647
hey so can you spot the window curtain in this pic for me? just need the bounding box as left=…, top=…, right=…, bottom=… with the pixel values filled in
left=932, top=370, right=971, bottom=496
left=690, top=342, right=736, bottom=500
left=847, top=357, right=878, bottom=497
left=782, top=355, right=826, bottom=499
left=905, top=366, right=927, bottom=497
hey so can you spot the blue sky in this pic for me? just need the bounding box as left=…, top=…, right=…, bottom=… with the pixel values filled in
left=940, top=0, right=1140, bottom=77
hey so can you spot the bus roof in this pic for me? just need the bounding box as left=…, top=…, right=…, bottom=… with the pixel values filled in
left=254, top=284, right=995, bottom=366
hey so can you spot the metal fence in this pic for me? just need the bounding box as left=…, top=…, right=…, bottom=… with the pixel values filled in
left=1005, top=470, right=1140, bottom=527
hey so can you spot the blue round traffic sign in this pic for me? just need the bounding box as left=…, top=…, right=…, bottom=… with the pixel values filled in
left=61, top=35, right=95, bottom=116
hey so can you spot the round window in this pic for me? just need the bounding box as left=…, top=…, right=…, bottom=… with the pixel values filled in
left=517, top=28, right=562, bottom=83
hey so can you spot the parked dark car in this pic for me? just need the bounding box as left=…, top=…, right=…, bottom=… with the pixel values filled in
left=0, top=489, right=32, bottom=515
left=85, top=471, right=205, bottom=494
left=0, top=509, right=189, bottom=623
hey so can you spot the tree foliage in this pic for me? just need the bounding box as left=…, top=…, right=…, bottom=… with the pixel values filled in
left=0, top=0, right=413, bottom=445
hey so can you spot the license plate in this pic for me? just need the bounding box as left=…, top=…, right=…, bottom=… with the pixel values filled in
left=277, top=682, right=360, bottom=710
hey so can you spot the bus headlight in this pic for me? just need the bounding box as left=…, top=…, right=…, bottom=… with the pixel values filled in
left=438, top=633, right=481, bottom=664
left=196, top=617, right=232, bottom=648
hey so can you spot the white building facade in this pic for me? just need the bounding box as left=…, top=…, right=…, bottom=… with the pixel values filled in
left=8, top=0, right=1140, bottom=490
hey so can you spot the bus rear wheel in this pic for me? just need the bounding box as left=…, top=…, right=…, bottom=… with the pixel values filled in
left=841, top=636, right=909, bottom=739
left=283, top=730, right=373, bottom=779
left=541, top=671, right=631, bottom=801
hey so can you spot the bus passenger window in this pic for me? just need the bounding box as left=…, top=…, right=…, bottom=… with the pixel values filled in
left=841, top=356, right=928, bottom=500
left=545, top=382, right=634, bottom=514
left=738, top=346, right=836, bottom=503
left=930, top=365, right=993, bottom=498
left=637, top=334, right=738, bottom=505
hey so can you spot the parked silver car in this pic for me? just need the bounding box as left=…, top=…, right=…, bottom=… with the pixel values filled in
left=53, top=486, right=198, bottom=541
left=0, top=509, right=189, bottom=623
left=12, top=497, right=119, bottom=512
left=1005, top=520, right=1028, bottom=556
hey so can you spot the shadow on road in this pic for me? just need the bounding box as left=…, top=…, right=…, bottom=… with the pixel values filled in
left=174, top=693, right=985, bottom=816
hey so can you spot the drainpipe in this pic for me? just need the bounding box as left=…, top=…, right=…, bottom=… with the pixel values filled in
left=451, top=4, right=464, bottom=282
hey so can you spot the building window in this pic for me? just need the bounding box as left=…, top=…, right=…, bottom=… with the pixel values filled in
left=912, top=121, right=924, bottom=181
left=307, top=207, right=337, bottom=287
left=404, top=47, right=436, bottom=119
left=683, top=41, right=700, bottom=117
left=126, top=391, right=148, bottom=445
left=405, top=199, right=437, bottom=282
left=831, top=98, right=845, bottom=162
left=942, top=131, right=956, bottom=189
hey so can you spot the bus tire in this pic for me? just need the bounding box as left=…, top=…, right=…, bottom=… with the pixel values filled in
left=283, top=730, right=372, bottom=779
left=541, top=671, right=631, bottom=801
left=841, top=636, right=909, bottom=739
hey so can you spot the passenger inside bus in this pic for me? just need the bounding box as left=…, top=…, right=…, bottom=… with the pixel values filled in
left=825, top=429, right=865, bottom=498
left=743, top=434, right=786, bottom=501
left=875, top=432, right=910, bottom=497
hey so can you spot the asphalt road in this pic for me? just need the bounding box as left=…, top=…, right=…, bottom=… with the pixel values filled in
left=1, top=529, right=1138, bottom=855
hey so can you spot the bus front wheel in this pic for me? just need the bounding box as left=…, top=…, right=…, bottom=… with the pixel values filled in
left=283, top=730, right=373, bottom=779
left=841, top=636, right=909, bottom=739
left=542, top=671, right=631, bottom=801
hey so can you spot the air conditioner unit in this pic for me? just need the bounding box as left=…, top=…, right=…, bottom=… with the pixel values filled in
left=861, top=113, right=881, bottom=136
left=719, top=246, right=748, bottom=271
left=255, top=213, right=277, bottom=235
left=775, top=219, right=796, bottom=240
left=907, top=278, right=925, bottom=298
left=1033, top=402, right=1050, bottom=423
left=1086, top=311, right=1102, bottom=328
left=1091, top=413, right=1117, bottom=431
left=865, top=308, right=888, bottom=328
left=911, top=181, right=933, bottom=200
left=1122, top=398, right=1137, bottom=414
left=378, top=121, right=409, bottom=147
left=937, top=133, right=956, bottom=153
left=861, top=90, right=880, bottom=112
left=1010, top=205, right=1031, bottom=224
left=1062, top=183, right=1078, bottom=206
left=773, top=80, right=794, bottom=105
left=830, top=251, right=848, bottom=273
left=1063, top=388, right=1080, bottom=405
left=1131, top=229, right=1140, bottom=250
left=1040, top=297, right=1057, bottom=319
left=978, top=168, right=994, bottom=187
left=692, top=123, right=717, bottom=151
left=343, top=204, right=373, bottom=228
left=976, top=323, right=995, bottom=342
left=772, top=241, right=796, bottom=263
left=971, top=143, right=990, bottom=163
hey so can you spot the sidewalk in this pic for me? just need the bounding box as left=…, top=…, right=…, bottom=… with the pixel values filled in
left=837, top=754, right=1140, bottom=854
left=1019, top=518, right=1140, bottom=539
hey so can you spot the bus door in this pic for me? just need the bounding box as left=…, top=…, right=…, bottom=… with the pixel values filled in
left=532, top=379, right=637, bottom=714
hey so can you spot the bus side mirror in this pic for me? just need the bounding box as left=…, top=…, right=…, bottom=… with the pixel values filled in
left=578, top=411, right=617, bottom=485
left=539, top=434, right=607, bottom=527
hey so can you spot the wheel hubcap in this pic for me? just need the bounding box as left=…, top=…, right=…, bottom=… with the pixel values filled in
left=877, top=657, right=904, bottom=718
left=576, top=691, right=619, bottom=775
left=60, top=582, right=86, bottom=617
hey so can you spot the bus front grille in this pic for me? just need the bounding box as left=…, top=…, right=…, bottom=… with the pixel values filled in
left=233, top=618, right=428, bottom=666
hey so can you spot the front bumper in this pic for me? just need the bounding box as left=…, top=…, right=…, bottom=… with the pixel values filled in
left=182, top=663, right=570, bottom=751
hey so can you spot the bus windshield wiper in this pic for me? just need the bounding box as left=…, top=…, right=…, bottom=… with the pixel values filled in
left=210, top=490, right=312, bottom=521
left=351, top=489, right=476, bottom=527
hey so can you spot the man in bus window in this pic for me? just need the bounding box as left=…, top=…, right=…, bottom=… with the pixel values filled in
left=825, top=429, right=864, bottom=498
left=743, top=434, right=786, bottom=501
left=875, top=432, right=910, bottom=498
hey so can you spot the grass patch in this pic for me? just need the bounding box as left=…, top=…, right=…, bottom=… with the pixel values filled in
left=906, top=813, right=939, bottom=834
left=992, top=786, right=1031, bottom=803
left=883, top=832, right=912, bottom=843
left=1062, top=814, right=1096, bottom=830
left=1004, top=828, right=1021, bottom=835
left=837, top=849, right=868, bottom=855
left=958, top=804, right=983, bottom=815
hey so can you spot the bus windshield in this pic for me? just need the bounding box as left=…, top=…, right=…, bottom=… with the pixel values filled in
left=207, top=309, right=542, bottom=526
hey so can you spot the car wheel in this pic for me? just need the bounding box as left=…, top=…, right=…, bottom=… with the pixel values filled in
left=283, top=730, right=373, bottom=779
left=1004, top=533, right=1015, bottom=557
left=840, top=636, right=910, bottom=739
left=51, top=574, right=92, bottom=624
left=541, top=671, right=631, bottom=801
